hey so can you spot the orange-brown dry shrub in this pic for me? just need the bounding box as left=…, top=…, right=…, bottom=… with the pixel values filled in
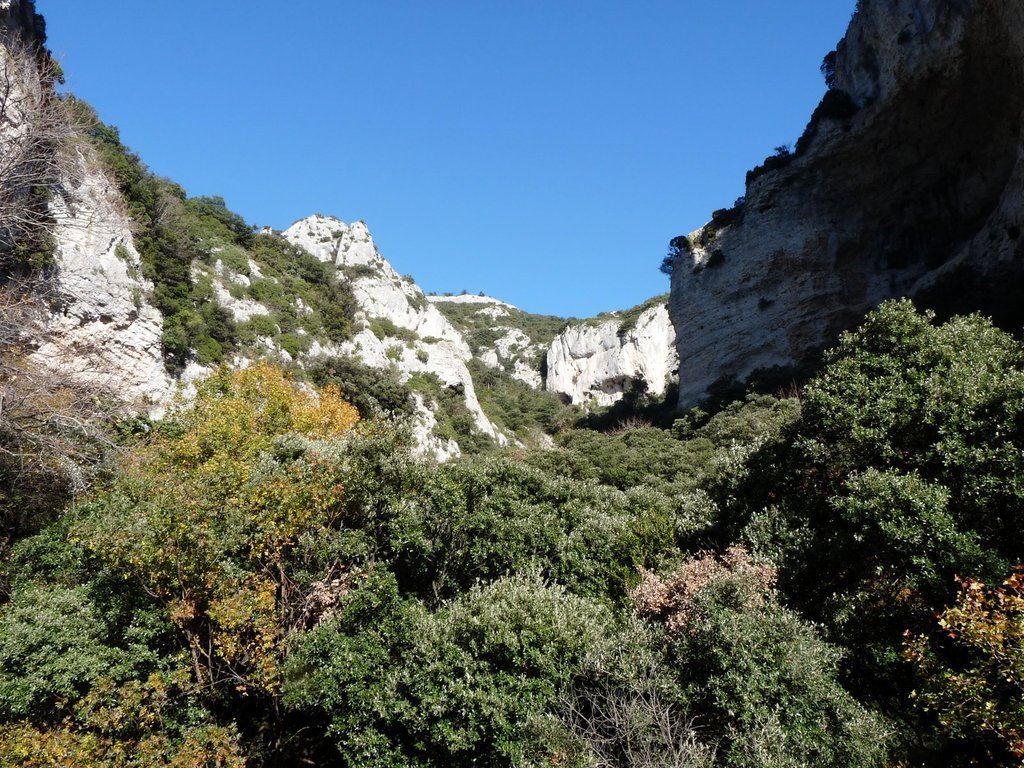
left=631, top=545, right=776, bottom=636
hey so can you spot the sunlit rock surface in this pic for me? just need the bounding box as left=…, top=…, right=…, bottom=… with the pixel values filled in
left=546, top=303, right=678, bottom=406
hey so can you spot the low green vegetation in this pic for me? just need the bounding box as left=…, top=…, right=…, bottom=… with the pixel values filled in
left=308, top=355, right=418, bottom=422
left=587, top=294, right=670, bottom=337
left=368, top=317, right=417, bottom=344
left=405, top=372, right=495, bottom=453
left=431, top=298, right=572, bottom=355
left=466, top=359, right=577, bottom=440
left=708, top=303, right=1024, bottom=761
left=3, top=272, right=1023, bottom=768
left=614, top=293, right=669, bottom=337
left=1, top=42, right=1012, bottom=768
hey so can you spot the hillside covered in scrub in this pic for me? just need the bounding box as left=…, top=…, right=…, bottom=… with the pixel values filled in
left=2, top=1, right=1024, bottom=767
left=6, top=300, right=1024, bottom=767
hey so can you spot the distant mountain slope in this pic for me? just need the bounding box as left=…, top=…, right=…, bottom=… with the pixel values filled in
left=428, top=294, right=568, bottom=389
left=431, top=292, right=679, bottom=408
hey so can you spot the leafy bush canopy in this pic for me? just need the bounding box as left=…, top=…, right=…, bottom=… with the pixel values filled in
left=906, top=567, right=1024, bottom=765
left=75, top=364, right=359, bottom=697
left=4, top=295, right=1024, bottom=766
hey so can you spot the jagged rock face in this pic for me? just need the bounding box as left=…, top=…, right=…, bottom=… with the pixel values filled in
left=669, top=0, right=1024, bottom=407
left=479, top=326, right=543, bottom=389
left=287, top=216, right=466, bottom=346
left=408, top=392, right=462, bottom=462
left=283, top=215, right=507, bottom=449
left=427, top=294, right=548, bottom=389
left=0, top=0, right=45, bottom=44
left=545, top=304, right=678, bottom=406
left=34, top=152, right=171, bottom=406
left=0, top=2, right=171, bottom=408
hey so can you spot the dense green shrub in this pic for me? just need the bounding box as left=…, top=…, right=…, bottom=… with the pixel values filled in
left=709, top=200, right=744, bottom=230
left=627, top=548, right=888, bottom=766
left=240, top=234, right=357, bottom=346
left=9, top=275, right=1013, bottom=766
left=821, top=50, right=838, bottom=89
left=466, top=359, right=575, bottom=439
left=561, top=618, right=715, bottom=767
left=286, top=573, right=612, bottom=768
left=367, top=316, right=417, bottom=344
left=906, top=566, right=1024, bottom=766
left=661, top=235, right=692, bottom=276
left=186, top=196, right=255, bottom=248
left=0, top=543, right=234, bottom=764
left=668, top=566, right=888, bottom=768
left=546, top=393, right=799, bottom=501
left=236, top=313, right=278, bottom=344
left=407, top=373, right=493, bottom=453
left=746, top=145, right=795, bottom=185
left=0, top=586, right=121, bottom=719
left=721, top=300, right=1024, bottom=755
left=309, top=355, right=417, bottom=420
left=385, top=457, right=675, bottom=603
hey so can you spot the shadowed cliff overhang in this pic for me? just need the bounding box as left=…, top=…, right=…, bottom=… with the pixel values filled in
left=670, top=0, right=1024, bottom=408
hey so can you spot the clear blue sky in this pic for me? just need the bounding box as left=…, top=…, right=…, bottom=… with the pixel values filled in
left=43, top=1, right=855, bottom=317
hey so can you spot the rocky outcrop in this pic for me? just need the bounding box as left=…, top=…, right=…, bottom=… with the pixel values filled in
left=34, top=153, right=171, bottom=407
left=0, top=0, right=171, bottom=408
left=427, top=294, right=516, bottom=309
left=669, top=0, right=1024, bottom=407
left=282, top=215, right=507, bottom=450
left=545, top=303, right=678, bottom=407
left=0, top=0, right=45, bottom=45
left=478, top=326, right=543, bottom=390
left=428, top=294, right=550, bottom=389
left=429, top=293, right=680, bottom=408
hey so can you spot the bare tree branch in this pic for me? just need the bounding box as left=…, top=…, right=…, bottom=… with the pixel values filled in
left=0, top=32, right=76, bottom=274
left=561, top=638, right=716, bottom=768
left=0, top=28, right=125, bottom=560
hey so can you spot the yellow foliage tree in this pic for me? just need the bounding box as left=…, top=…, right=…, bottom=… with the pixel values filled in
left=76, top=363, right=359, bottom=697
left=0, top=671, right=246, bottom=767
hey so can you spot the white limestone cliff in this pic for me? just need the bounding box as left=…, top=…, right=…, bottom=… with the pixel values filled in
left=32, top=152, right=172, bottom=407
left=545, top=302, right=678, bottom=406
left=0, top=2, right=171, bottom=409
left=428, top=294, right=548, bottom=389
left=282, top=215, right=507, bottom=448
